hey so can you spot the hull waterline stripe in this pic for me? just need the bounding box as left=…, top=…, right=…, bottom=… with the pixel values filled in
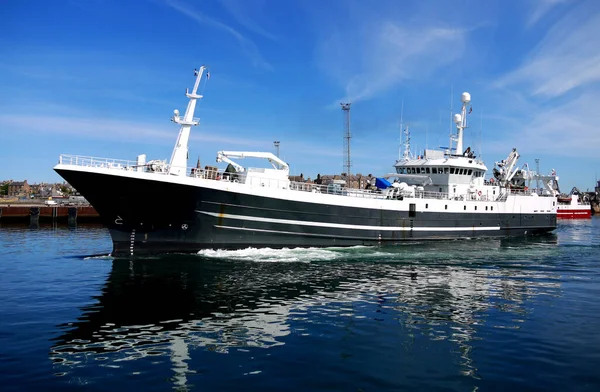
left=213, top=225, right=492, bottom=240
left=213, top=225, right=374, bottom=239
left=197, top=210, right=502, bottom=232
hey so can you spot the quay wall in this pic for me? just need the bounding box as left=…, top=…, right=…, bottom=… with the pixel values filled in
left=0, top=205, right=101, bottom=224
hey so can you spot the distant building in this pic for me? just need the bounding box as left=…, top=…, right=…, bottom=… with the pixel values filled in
left=313, top=174, right=373, bottom=189
left=289, top=173, right=312, bottom=183
left=8, top=180, right=31, bottom=197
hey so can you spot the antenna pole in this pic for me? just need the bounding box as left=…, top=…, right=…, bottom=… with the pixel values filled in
left=449, top=85, right=453, bottom=154
left=535, top=158, right=540, bottom=193
left=399, top=100, right=404, bottom=160
left=479, top=108, right=483, bottom=161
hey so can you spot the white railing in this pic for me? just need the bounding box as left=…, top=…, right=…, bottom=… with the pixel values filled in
left=59, top=154, right=554, bottom=203
left=58, top=155, right=139, bottom=170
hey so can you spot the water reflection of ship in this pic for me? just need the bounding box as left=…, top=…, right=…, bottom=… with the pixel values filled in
left=50, top=237, right=560, bottom=387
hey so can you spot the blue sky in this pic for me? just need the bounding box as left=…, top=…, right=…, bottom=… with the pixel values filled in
left=1, top=0, right=599, bottom=191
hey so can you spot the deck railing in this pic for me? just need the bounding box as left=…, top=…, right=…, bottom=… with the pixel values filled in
left=59, top=155, right=139, bottom=170
left=59, top=154, right=553, bottom=203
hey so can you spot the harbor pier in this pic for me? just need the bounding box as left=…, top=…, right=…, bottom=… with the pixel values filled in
left=0, top=205, right=100, bottom=224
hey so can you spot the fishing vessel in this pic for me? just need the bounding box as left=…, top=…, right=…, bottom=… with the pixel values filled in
left=521, top=169, right=592, bottom=219
left=556, top=194, right=592, bottom=219
left=53, top=67, right=557, bottom=257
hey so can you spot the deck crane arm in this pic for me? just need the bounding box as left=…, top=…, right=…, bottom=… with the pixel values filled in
left=216, top=151, right=290, bottom=172
left=494, top=148, right=520, bottom=185
left=216, top=152, right=246, bottom=172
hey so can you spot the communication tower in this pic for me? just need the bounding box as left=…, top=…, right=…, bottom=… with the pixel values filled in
left=341, top=103, right=352, bottom=177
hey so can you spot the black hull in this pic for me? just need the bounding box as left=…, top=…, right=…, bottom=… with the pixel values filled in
left=55, top=169, right=557, bottom=257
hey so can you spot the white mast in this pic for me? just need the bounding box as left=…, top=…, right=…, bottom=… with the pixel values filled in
left=402, top=125, right=411, bottom=161
left=452, top=92, right=470, bottom=155
left=168, top=66, right=208, bottom=176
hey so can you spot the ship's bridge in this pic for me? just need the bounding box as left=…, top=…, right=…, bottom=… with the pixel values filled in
left=392, top=149, right=488, bottom=193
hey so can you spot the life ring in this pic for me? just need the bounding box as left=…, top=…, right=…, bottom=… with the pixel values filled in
left=477, top=191, right=482, bottom=196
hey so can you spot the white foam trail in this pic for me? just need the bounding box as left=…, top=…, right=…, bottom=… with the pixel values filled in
left=83, top=254, right=113, bottom=260
left=197, top=247, right=346, bottom=263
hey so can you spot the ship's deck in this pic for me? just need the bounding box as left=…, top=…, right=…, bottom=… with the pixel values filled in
left=57, top=154, right=549, bottom=203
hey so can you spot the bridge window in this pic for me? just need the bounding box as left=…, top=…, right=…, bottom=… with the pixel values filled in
left=425, top=168, right=430, bottom=174
left=450, top=168, right=455, bottom=174
left=444, top=168, right=449, bottom=174
left=432, top=168, right=437, bottom=174
left=468, top=169, right=472, bottom=175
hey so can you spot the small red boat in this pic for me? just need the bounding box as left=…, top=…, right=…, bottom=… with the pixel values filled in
left=556, top=194, right=592, bottom=219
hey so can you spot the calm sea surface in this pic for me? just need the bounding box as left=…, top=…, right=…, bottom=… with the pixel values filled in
left=1, top=219, right=600, bottom=391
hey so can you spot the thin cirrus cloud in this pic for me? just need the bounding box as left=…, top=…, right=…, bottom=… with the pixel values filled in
left=492, top=1, right=600, bottom=158
left=316, top=20, right=467, bottom=106
left=526, top=0, right=569, bottom=27
left=0, top=111, right=341, bottom=156
left=498, top=4, right=600, bottom=98
left=164, top=0, right=272, bottom=70
left=218, top=0, right=278, bottom=41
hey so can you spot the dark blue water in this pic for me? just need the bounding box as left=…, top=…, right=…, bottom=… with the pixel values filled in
left=1, top=220, right=600, bottom=391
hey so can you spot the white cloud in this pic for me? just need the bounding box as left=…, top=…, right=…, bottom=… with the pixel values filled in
left=316, top=20, right=467, bottom=105
left=0, top=113, right=266, bottom=147
left=498, top=3, right=600, bottom=98
left=490, top=1, right=600, bottom=160
left=516, top=92, right=600, bottom=156
left=526, top=0, right=569, bottom=27
left=0, top=113, right=355, bottom=162
left=164, top=0, right=272, bottom=70
left=219, top=0, right=277, bottom=41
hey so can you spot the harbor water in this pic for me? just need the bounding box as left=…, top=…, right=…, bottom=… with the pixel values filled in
left=1, top=219, right=599, bottom=391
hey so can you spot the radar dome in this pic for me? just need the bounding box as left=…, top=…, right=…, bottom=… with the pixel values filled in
left=453, top=113, right=462, bottom=124
left=461, top=92, right=471, bottom=103
left=174, top=109, right=180, bottom=116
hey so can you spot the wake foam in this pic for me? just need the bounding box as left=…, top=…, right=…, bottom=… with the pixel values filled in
left=197, top=247, right=346, bottom=263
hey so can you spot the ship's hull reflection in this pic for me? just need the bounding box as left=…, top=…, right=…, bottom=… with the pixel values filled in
left=50, top=235, right=560, bottom=386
